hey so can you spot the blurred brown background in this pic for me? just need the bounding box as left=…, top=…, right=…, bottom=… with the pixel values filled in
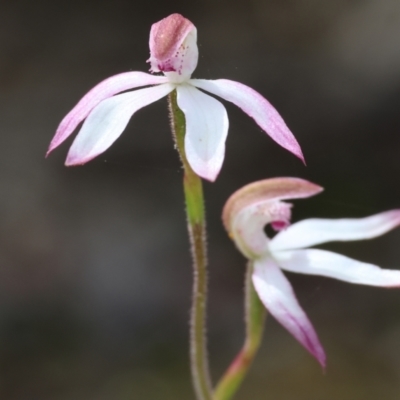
left=1, top=0, right=400, bottom=399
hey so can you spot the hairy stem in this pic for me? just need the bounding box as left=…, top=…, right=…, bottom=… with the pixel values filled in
left=214, top=262, right=267, bottom=400
left=168, top=90, right=213, bottom=400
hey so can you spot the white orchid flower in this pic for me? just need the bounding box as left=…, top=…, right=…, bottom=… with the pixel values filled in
left=223, top=177, right=400, bottom=366
left=47, top=14, right=303, bottom=181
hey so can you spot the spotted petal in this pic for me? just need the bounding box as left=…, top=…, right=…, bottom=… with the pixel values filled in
left=48, top=72, right=169, bottom=155
left=66, top=83, right=174, bottom=166
left=252, top=258, right=326, bottom=367
left=270, top=210, right=400, bottom=252
left=275, top=248, right=400, bottom=287
left=190, top=79, right=304, bottom=162
left=177, top=84, right=228, bottom=181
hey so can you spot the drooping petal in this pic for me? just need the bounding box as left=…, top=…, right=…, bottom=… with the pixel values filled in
left=252, top=258, right=326, bottom=367
left=190, top=79, right=304, bottom=162
left=176, top=84, right=228, bottom=181
left=275, top=248, right=400, bottom=287
left=48, top=72, right=169, bottom=155
left=223, top=178, right=323, bottom=234
left=148, top=14, right=198, bottom=83
left=270, top=210, right=400, bottom=252
left=66, top=83, right=174, bottom=166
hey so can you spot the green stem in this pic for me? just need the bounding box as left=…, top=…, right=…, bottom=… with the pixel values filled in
left=214, top=262, right=267, bottom=400
left=168, top=90, right=213, bottom=400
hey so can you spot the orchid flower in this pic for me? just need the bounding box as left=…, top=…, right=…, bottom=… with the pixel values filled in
left=223, top=177, right=400, bottom=367
left=47, top=13, right=304, bottom=181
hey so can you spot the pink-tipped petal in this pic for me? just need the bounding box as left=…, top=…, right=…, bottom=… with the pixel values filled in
left=270, top=210, right=400, bottom=252
left=190, top=79, right=304, bottom=162
left=177, top=84, right=228, bottom=181
left=275, top=249, right=400, bottom=287
left=252, top=259, right=326, bottom=367
left=47, top=72, right=169, bottom=155
left=65, top=83, right=174, bottom=166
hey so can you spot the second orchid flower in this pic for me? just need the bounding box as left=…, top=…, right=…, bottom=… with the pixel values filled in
left=223, top=177, right=400, bottom=367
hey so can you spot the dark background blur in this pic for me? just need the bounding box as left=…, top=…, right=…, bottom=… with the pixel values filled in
left=1, top=0, right=400, bottom=399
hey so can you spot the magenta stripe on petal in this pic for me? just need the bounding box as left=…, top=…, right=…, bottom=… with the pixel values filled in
left=190, top=79, right=305, bottom=162
left=47, top=72, right=168, bottom=155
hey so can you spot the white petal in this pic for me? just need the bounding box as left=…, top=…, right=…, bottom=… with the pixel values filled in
left=252, top=258, right=326, bottom=367
left=270, top=210, right=400, bottom=252
left=66, top=83, right=174, bottom=165
left=190, top=79, right=304, bottom=162
left=275, top=248, right=400, bottom=287
left=176, top=84, right=228, bottom=181
left=48, top=72, right=169, bottom=155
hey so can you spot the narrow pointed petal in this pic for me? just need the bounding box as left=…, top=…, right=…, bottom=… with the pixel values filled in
left=270, top=210, right=400, bottom=252
left=252, top=258, right=326, bottom=367
left=66, top=83, right=174, bottom=166
left=190, top=79, right=304, bottom=162
left=275, top=248, right=400, bottom=287
left=47, top=72, right=169, bottom=155
left=177, top=84, right=228, bottom=181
